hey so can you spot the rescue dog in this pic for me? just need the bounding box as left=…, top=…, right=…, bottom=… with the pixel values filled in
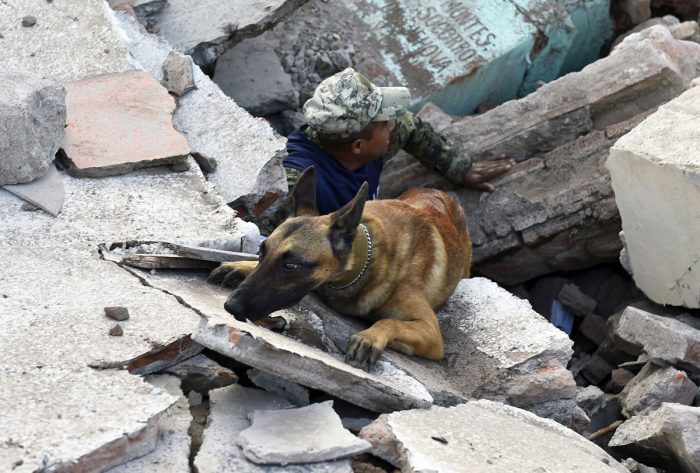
left=209, top=167, right=472, bottom=369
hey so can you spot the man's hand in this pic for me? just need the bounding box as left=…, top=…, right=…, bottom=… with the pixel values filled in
left=463, top=154, right=515, bottom=192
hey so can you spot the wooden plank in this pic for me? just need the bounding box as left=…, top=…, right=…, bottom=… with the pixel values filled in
left=162, top=242, right=258, bottom=263
left=121, top=254, right=219, bottom=270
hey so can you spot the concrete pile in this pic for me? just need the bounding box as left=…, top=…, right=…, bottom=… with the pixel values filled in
left=381, top=26, right=700, bottom=286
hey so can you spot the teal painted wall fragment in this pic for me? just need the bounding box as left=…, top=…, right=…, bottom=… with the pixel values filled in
left=345, top=0, right=613, bottom=115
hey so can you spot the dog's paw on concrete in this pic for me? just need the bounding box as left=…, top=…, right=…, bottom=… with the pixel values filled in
left=345, top=332, right=385, bottom=372
left=208, top=263, right=247, bottom=288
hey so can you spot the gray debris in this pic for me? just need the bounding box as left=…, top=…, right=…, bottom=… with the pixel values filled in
left=619, top=362, right=699, bottom=417
left=238, top=401, right=371, bottom=465
left=610, top=403, right=700, bottom=473
left=162, top=354, right=238, bottom=393
left=214, top=35, right=298, bottom=116
left=0, top=71, right=65, bottom=185
left=105, top=306, right=130, bottom=321
left=615, top=306, right=700, bottom=372
left=1, top=163, right=65, bottom=216
left=248, top=368, right=310, bottom=406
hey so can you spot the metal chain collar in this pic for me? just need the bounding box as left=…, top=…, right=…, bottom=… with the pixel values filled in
left=327, top=223, right=372, bottom=290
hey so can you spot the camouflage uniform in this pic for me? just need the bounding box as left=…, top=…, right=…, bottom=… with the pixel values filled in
left=259, top=68, right=472, bottom=234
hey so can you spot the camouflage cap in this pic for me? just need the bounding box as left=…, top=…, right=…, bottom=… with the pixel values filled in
left=303, top=68, right=411, bottom=140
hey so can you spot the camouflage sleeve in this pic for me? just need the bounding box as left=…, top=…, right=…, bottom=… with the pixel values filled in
left=385, top=112, right=473, bottom=186
left=254, top=166, right=303, bottom=236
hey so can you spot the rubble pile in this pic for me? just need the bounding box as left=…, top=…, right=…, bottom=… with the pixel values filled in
left=1, top=0, right=699, bottom=472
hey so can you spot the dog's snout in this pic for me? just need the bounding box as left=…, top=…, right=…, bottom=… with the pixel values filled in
left=224, top=297, right=247, bottom=321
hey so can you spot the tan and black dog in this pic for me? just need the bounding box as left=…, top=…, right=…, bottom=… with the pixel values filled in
left=209, top=167, right=472, bottom=369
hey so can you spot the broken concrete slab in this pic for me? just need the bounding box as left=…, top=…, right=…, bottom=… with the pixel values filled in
left=0, top=367, right=177, bottom=473
left=195, top=385, right=353, bottom=473
left=122, top=266, right=432, bottom=413
left=607, top=83, right=700, bottom=308
left=152, top=0, right=308, bottom=68
left=359, top=399, right=627, bottom=472
left=114, top=12, right=288, bottom=209
left=381, top=31, right=700, bottom=285
left=0, top=158, right=255, bottom=470
left=214, top=35, right=298, bottom=116
left=0, top=71, right=65, bottom=185
left=62, top=70, right=190, bottom=177
left=238, top=401, right=371, bottom=465
left=615, top=306, right=700, bottom=372
left=610, top=403, right=700, bottom=473
left=109, top=374, right=192, bottom=473
left=1, top=162, right=65, bottom=216
left=163, top=354, right=238, bottom=394
left=620, top=362, right=699, bottom=417
left=1, top=0, right=134, bottom=81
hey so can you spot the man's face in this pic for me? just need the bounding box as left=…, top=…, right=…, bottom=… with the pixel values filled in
left=359, top=120, right=396, bottom=160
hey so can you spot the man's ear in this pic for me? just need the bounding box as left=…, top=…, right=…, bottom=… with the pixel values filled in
left=287, top=167, right=319, bottom=217
left=328, top=181, right=368, bottom=257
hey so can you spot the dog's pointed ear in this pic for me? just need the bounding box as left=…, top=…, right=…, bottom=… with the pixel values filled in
left=329, top=181, right=369, bottom=257
left=287, top=167, right=319, bottom=217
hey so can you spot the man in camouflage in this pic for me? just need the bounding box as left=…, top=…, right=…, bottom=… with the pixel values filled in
left=263, top=67, right=514, bottom=233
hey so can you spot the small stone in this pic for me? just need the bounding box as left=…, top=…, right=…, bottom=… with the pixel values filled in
left=109, top=324, right=124, bottom=336
left=104, top=306, right=130, bottom=321
left=22, top=16, right=37, bottom=27
left=21, top=203, right=40, bottom=212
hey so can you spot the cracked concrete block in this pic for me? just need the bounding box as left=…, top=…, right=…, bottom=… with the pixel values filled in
left=114, top=12, right=288, bottom=208
left=0, top=368, right=177, bottom=473
left=163, top=354, right=238, bottom=393
left=359, top=399, right=627, bottom=473
left=0, top=70, right=65, bottom=185
left=62, top=70, right=190, bottom=177
left=122, top=267, right=432, bottom=413
left=619, top=362, right=699, bottom=417
left=195, top=385, right=352, bottom=473
left=152, top=0, right=308, bottom=68
left=238, top=401, right=371, bottom=465
left=607, top=84, right=700, bottom=308
left=109, top=374, right=192, bottom=473
left=214, top=36, right=298, bottom=116
left=615, top=306, right=700, bottom=372
left=1, top=1, right=134, bottom=81
left=610, top=403, right=700, bottom=473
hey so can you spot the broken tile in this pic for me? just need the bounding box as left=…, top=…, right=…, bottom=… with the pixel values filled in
left=1, top=162, right=65, bottom=216
left=62, top=69, right=190, bottom=177
left=238, top=401, right=371, bottom=465
left=360, top=399, right=627, bottom=472
left=195, top=385, right=352, bottom=473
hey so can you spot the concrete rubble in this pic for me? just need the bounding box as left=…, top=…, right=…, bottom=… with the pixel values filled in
left=359, top=399, right=627, bottom=472
left=618, top=362, right=698, bottom=417
left=607, top=82, right=700, bottom=308
left=238, top=401, right=371, bottom=464
left=151, top=0, right=308, bottom=68
left=615, top=306, right=700, bottom=371
left=162, top=353, right=238, bottom=394
left=195, top=385, right=353, bottom=472
left=610, top=403, right=700, bottom=472
left=381, top=27, right=700, bottom=285
left=0, top=70, right=65, bottom=185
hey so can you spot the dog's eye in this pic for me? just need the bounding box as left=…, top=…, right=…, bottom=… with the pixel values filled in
left=282, top=263, right=299, bottom=272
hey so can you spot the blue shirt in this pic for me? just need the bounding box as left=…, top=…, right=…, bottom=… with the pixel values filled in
left=284, top=126, right=382, bottom=216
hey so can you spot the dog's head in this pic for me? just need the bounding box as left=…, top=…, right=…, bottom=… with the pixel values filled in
left=224, top=167, right=368, bottom=321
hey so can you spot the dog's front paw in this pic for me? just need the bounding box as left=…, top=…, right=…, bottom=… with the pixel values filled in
left=208, top=263, right=247, bottom=288
left=345, top=331, right=387, bottom=372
